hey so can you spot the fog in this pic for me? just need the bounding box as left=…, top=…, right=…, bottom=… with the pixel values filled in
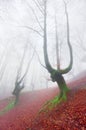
left=0, top=0, right=86, bottom=99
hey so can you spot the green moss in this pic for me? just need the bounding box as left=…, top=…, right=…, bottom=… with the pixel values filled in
left=51, top=69, right=57, bottom=77
left=39, top=87, right=70, bottom=113
left=0, top=100, right=15, bottom=116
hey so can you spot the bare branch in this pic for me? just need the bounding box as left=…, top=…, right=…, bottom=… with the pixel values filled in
left=43, top=0, right=53, bottom=73
left=12, top=42, right=34, bottom=103
left=29, top=42, right=46, bottom=69
left=32, top=0, right=44, bottom=15
left=15, top=43, right=28, bottom=83
left=35, top=50, right=46, bottom=69
left=19, top=50, right=35, bottom=83
left=76, top=32, right=86, bottom=51
left=25, top=0, right=44, bottom=31
left=36, top=0, right=43, bottom=7
left=19, top=25, right=43, bottom=37
left=29, top=6, right=44, bottom=31
left=0, top=61, right=7, bottom=81
left=59, top=0, right=73, bottom=74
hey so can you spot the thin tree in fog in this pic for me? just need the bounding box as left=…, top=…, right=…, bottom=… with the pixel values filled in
left=12, top=43, right=34, bottom=105
left=0, top=41, right=13, bottom=82
left=30, top=75, right=35, bottom=91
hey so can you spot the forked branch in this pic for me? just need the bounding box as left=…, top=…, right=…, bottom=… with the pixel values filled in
left=58, top=0, right=73, bottom=74
left=19, top=25, right=43, bottom=37
left=43, top=0, right=53, bottom=73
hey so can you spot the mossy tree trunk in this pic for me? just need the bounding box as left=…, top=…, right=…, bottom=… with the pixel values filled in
left=42, top=0, right=73, bottom=108
left=26, top=0, right=73, bottom=110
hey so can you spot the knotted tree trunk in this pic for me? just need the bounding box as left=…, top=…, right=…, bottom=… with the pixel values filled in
left=41, top=0, right=73, bottom=110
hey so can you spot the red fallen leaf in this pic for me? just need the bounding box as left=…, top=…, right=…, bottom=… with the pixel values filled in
left=0, top=75, right=86, bottom=130
left=30, top=88, right=86, bottom=130
left=0, top=87, right=59, bottom=130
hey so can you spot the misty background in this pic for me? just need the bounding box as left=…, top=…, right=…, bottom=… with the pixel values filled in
left=0, top=0, right=86, bottom=99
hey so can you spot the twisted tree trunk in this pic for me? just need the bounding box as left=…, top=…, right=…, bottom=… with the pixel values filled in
left=42, top=0, right=73, bottom=109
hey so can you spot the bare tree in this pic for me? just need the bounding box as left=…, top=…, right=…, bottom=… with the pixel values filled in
left=0, top=43, right=12, bottom=82
left=30, top=75, right=35, bottom=91
left=12, top=43, right=34, bottom=105
left=23, top=0, right=73, bottom=110
left=42, top=0, right=73, bottom=110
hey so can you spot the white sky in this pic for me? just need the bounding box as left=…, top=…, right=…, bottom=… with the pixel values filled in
left=0, top=0, right=86, bottom=99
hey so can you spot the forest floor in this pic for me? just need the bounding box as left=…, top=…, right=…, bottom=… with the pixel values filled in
left=0, top=75, right=86, bottom=130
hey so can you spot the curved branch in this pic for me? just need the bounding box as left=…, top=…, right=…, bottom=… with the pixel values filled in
left=19, top=25, right=43, bottom=37
left=36, top=51, right=46, bottom=69
left=26, top=1, right=44, bottom=31
left=15, top=44, right=27, bottom=83
left=43, top=0, right=53, bottom=73
left=19, top=50, right=35, bottom=84
left=31, top=7, right=44, bottom=31
left=59, top=0, right=73, bottom=74
left=32, top=0, right=44, bottom=15
left=29, top=43, right=46, bottom=69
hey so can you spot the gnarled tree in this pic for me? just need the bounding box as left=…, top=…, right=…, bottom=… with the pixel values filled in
left=0, top=43, right=34, bottom=115
left=24, top=0, right=73, bottom=110
left=12, top=43, right=34, bottom=105
left=42, top=0, right=73, bottom=110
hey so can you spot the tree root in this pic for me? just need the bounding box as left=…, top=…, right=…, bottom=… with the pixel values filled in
left=39, top=89, right=69, bottom=113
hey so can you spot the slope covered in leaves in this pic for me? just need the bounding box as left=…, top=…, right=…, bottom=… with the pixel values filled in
left=0, top=75, right=86, bottom=130
left=30, top=88, right=86, bottom=130
left=0, top=88, right=59, bottom=130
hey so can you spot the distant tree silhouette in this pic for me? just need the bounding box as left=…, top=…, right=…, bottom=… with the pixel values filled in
left=12, top=43, right=34, bottom=105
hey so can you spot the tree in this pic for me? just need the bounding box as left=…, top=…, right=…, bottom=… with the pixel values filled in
left=41, top=0, right=73, bottom=110
left=0, top=41, right=12, bottom=82
left=0, top=42, right=35, bottom=115
left=12, top=43, right=34, bottom=105
left=24, top=0, right=73, bottom=110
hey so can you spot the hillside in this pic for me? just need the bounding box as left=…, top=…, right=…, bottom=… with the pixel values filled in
left=0, top=75, right=86, bottom=130
left=30, top=88, right=86, bottom=130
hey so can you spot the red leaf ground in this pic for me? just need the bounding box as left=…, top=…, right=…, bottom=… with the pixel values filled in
left=0, top=75, right=86, bottom=130
left=30, top=88, right=86, bottom=130
left=0, top=87, right=59, bottom=130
